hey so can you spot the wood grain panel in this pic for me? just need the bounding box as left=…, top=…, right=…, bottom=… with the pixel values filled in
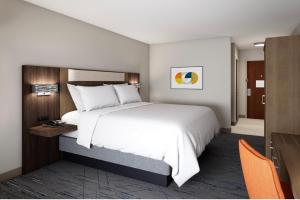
left=22, top=65, right=60, bottom=174
left=29, top=124, right=77, bottom=137
left=265, top=35, right=300, bottom=158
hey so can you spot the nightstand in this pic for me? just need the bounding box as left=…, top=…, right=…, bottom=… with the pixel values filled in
left=29, top=124, right=77, bottom=137
left=23, top=124, right=77, bottom=174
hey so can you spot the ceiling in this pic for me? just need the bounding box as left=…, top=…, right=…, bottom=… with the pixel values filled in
left=24, top=0, right=300, bottom=49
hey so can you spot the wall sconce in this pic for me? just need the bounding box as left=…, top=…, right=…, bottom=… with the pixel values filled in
left=32, top=84, right=59, bottom=96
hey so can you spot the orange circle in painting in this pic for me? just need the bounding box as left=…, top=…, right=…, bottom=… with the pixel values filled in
left=175, top=72, right=198, bottom=84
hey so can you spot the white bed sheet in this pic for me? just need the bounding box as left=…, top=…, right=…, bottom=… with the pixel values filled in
left=76, top=102, right=220, bottom=187
left=61, top=110, right=80, bottom=125
left=61, top=111, right=81, bottom=138
left=62, top=130, right=79, bottom=138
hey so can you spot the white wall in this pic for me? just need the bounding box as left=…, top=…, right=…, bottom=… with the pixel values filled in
left=0, top=0, right=149, bottom=175
left=231, top=43, right=239, bottom=124
left=150, top=37, right=232, bottom=128
left=237, top=49, right=264, bottom=117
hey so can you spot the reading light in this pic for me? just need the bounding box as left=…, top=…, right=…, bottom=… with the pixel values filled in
left=32, top=84, right=58, bottom=96
left=254, top=42, right=265, bottom=47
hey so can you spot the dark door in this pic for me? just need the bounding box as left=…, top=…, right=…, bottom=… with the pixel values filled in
left=247, top=61, right=265, bottom=119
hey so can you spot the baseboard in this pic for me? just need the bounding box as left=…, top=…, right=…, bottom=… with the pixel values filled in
left=231, top=120, right=238, bottom=126
left=221, top=128, right=231, bottom=134
left=238, top=114, right=246, bottom=118
left=0, top=167, right=22, bottom=182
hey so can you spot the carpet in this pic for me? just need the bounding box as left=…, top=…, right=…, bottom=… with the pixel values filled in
left=0, top=133, right=264, bottom=199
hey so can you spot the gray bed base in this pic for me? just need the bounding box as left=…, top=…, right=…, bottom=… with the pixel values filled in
left=59, top=136, right=172, bottom=186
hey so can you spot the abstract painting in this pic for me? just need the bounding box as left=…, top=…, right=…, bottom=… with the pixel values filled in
left=171, top=66, right=203, bottom=89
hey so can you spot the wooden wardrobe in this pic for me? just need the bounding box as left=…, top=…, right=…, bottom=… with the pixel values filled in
left=265, top=35, right=300, bottom=158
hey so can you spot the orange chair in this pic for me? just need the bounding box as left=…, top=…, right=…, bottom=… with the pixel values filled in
left=239, top=139, right=293, bottom=199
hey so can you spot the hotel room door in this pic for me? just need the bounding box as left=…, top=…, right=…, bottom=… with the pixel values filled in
left=247, top=61, right=265, bottom=119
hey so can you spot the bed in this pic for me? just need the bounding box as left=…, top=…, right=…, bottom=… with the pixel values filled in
left=58, top=68, right=220, bottom=187
left=60, top=102, right=220, bottom=187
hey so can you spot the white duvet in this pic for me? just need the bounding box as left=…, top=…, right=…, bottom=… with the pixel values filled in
left=77, top=102, right=220, bottom=187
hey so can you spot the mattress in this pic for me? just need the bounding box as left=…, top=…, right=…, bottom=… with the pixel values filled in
left=59, top=135, right=171, bottom=176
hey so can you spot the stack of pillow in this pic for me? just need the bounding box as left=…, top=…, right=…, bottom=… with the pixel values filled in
left=67, top=83, right=142, bottom=112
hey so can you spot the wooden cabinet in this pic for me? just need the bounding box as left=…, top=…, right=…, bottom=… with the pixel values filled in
left=271, top=133, right=300, bottom=198
left=265, top=35, right=300, bottom=158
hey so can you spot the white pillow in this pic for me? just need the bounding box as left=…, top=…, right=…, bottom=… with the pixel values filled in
left=113, top=84, right=142, bottom=104
left=77, top=85, right=119, bottom=111
left=67, top=84, right=86, bottom=112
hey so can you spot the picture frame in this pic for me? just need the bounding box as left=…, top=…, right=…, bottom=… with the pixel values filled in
left=170, top=66, right=203, bottom=90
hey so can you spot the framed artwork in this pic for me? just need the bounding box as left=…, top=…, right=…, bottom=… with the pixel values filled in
left=171, top=66, right=203, bottom=89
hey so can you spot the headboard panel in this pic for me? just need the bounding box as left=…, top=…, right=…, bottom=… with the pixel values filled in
left=59, top=68, right=139, bottom=117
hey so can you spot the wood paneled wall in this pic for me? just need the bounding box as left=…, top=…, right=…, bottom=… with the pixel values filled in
left=265, top=35, right=300, bottom=158
left=22, top=66, right=60, bottom=174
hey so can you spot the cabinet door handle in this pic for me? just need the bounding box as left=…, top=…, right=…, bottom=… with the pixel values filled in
left=272, top=156, right=280, bottom=169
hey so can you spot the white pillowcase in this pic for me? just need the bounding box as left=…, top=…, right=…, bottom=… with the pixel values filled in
left=77, top=85, right=119, bottom=111
left=113, top=84, right=142, bottom=104
left=67, top=84, right=86, bottom=112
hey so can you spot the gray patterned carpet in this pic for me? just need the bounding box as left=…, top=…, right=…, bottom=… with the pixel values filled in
left=0, top=133, right=264, bottom=199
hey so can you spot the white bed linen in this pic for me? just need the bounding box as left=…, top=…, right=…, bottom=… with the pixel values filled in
left=61, top=110, right=80, bottom=125
left=63, top=130, right=79, bottom=138
left=61, top=111, right=80, bottom=138
left=77, top=102, right=220, bottom=187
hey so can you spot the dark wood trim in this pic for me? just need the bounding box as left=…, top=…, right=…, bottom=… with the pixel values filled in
left=23, top=65, right=137, bottom=74
left=62, top=152, right=172, bottom=187
left=29, top=124, right=77, bottom=138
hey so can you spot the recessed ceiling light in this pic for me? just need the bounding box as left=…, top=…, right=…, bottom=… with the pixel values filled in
left=254, top=42, right=265, bottom=47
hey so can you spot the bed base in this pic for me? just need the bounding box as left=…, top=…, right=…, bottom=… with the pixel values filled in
left=61, top=151, right=172, bottom=187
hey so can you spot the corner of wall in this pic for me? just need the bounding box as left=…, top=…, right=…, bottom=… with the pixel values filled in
left=291, top=22, right=300, bottom=35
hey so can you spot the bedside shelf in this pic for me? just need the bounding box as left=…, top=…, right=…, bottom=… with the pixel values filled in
left=29, top=124, right=77, bottom=138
